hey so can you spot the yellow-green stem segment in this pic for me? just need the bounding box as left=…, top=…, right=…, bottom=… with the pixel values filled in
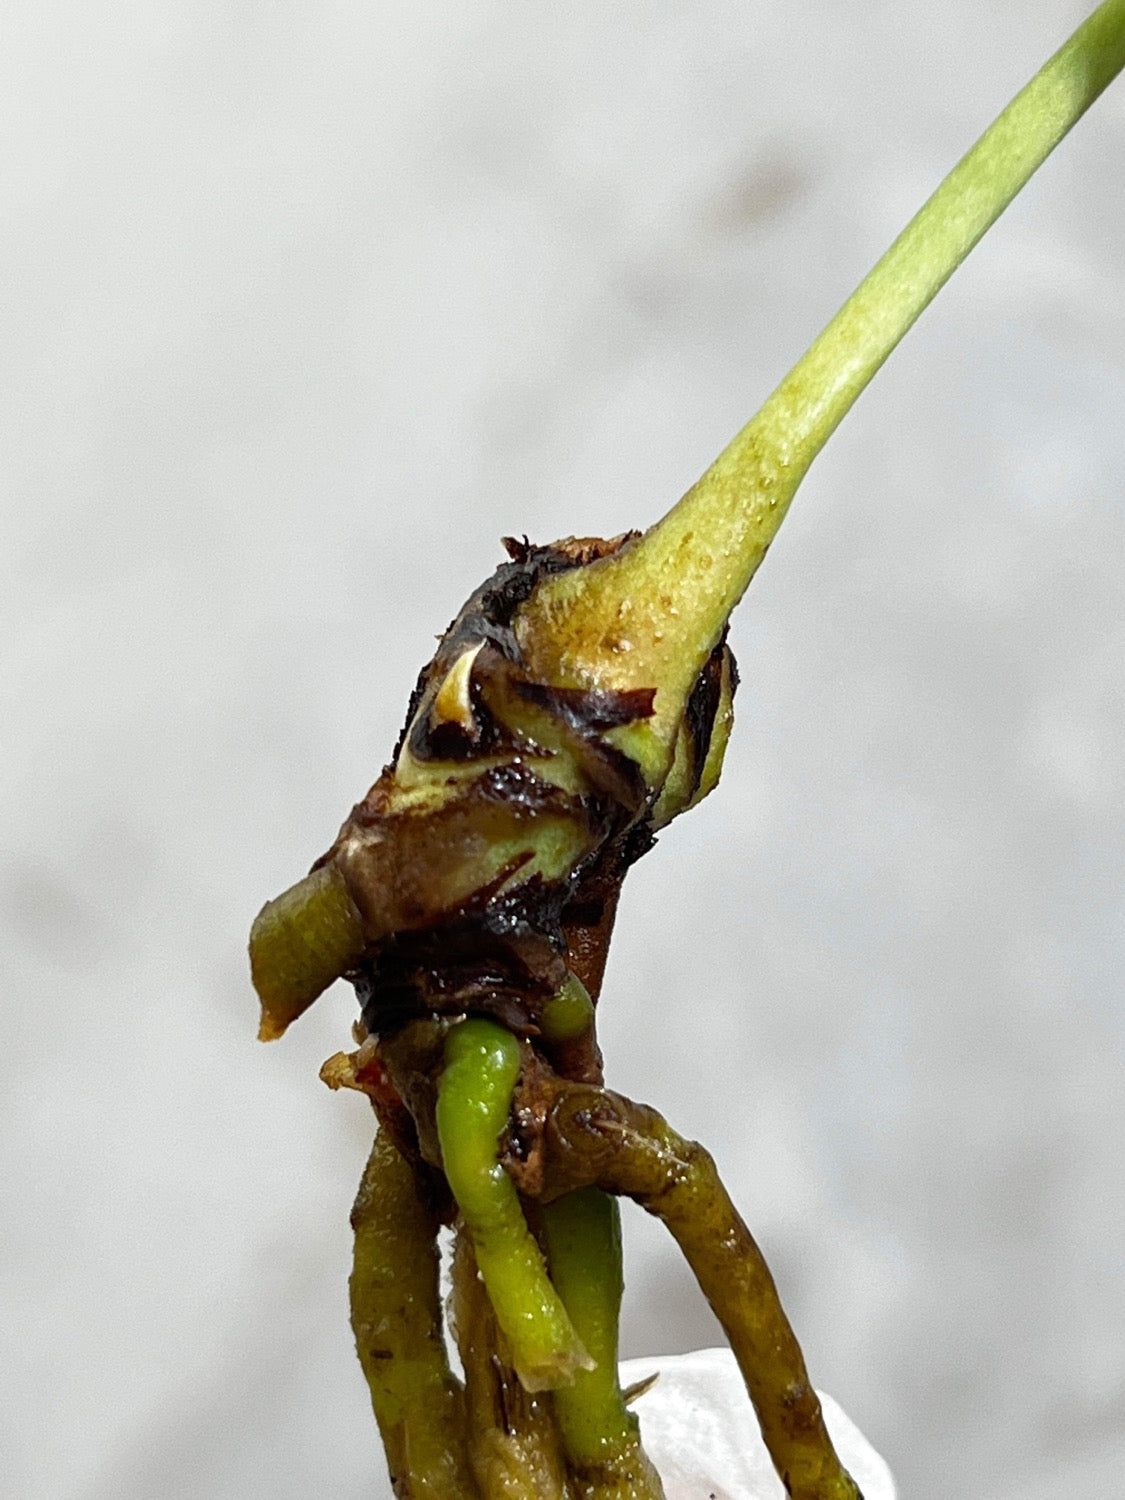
left=251, top=863, right=365, bottom=1040
left=436, top=1019, right=593, bottom=1392
left=518, top=0, right=1125, bottom=779
left=542, top=1188, right=665, bottom=1498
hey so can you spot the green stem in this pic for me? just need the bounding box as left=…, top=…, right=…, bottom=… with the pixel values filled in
left=518, top=0, right=1125, bottom=765
left=542, top=1188, right=665, bottom=1498
left=436, top=1018, right=592, bottom=1391
left=673, top=0, right=1125, bottom=575
left=540, top=1086, right=862, bottom=1500
left=349, top=1131, right=478, bottom=1497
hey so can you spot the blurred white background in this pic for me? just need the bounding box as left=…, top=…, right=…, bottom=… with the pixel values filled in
left=3, top=3, right=1123, bottom=1497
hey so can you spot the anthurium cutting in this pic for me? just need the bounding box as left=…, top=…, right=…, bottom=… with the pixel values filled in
left=250, top=6, right=1125, bottom=1495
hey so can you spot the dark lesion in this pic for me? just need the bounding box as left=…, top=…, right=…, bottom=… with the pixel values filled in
left=251, top=534, right=860, bottom=1500
left=253, top=532, right=735, bottom=1052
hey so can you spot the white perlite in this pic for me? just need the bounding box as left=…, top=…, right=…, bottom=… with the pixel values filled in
left=620, top=1349, right=896, bottom=1500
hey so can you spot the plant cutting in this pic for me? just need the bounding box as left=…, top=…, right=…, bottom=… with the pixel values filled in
left=249, top=5, right=1125, bottom=1496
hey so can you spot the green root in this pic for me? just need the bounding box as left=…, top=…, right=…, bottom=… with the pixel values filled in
left=436, top=1018, right=592, bottom=1391
left=449, top=1224, right=572, bottom=1499
left=540, top=973, right=596, bottom=1045
left=542, top=1188, right=665, bottom=1499
left=349, top=1131, right=476, bottom=1497
left=542, top=1086, right=863, bottom=1500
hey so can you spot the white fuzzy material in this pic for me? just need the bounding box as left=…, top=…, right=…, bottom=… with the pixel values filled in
left=621, top=1349, right=895, bottom=1500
